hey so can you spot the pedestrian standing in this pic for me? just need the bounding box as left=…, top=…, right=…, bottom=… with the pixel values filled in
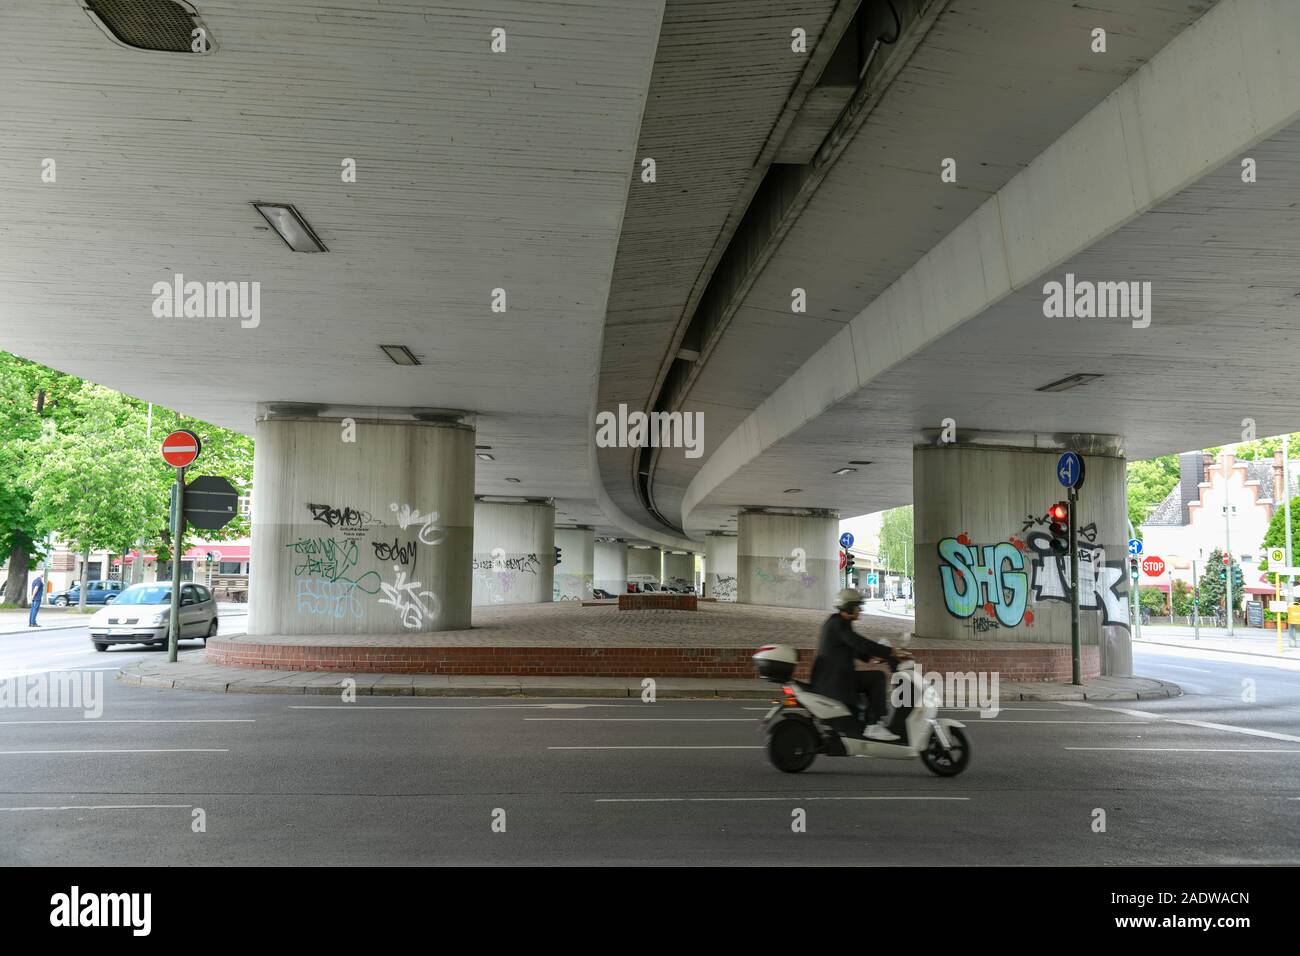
left=28, top=573, right=44, bottom=627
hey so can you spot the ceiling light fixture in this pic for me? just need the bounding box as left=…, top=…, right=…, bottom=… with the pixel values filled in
left=783, top=488, right=802, bottom=494
left=833, top=467, right=857, bottom=476
left=1035, top=372, right=1103, bottom=393
left=476, top=453, right=495, bottom=462
left=252, top=202, right=327, bottom=253
left=379, top=345, right=420, bottom=366
left=505, top=477, right=521, bottom=483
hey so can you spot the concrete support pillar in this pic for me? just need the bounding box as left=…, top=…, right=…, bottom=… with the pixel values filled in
left=594, top=539, right=628, bottom=596
left=737, top=509, right=838, bottom=610
left=554, top=527, right=595, bottom=602
left=472, top=500, right=555, bottom=606
left=627, top=546, right=661, bottom=589
left=249, top=414, right=475, bottom=635
left=662, top=551, right=694, bottom=590
left=913, top=438, right=1132, bottom=677
left=704, top=533, right=737, bottom=601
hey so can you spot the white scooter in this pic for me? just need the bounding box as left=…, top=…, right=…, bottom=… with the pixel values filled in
left=752, top=644, right=971, bottom=776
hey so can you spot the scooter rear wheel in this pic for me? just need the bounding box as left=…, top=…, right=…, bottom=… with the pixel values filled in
left=767, top=721, right=818, bottom=773
left=920, top=726, right=971, bottom=777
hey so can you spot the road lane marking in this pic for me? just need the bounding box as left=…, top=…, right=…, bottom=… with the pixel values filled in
left=289, top=703, right=635, bottom=711
left=0, top=804, right=193, bottom=812
left=0, top=749, right=229, bottom=755
left=549, top=746, right=763, bottom=750
left=1062, top=702, right=1300, bottom=744
left=968, top=720, right=1152, bottom=724
left=0, top=719, right=255, bottom=725
left=1066, top=747, right=1300, bottom=753
left=526, top=718, right=755, bottom=722
left=595, top=796, right=971, bottom=802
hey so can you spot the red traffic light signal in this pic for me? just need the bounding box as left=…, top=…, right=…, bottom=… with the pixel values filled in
left=1222, top=553, right=1231, bottom=565
left=1048, top=501, right=1069, bottom=555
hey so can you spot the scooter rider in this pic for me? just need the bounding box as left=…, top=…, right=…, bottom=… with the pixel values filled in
left=810, top=588, right=906, bottom=742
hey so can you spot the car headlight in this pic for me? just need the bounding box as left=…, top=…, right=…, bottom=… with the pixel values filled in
left=150, top=612, right=167, bottom=626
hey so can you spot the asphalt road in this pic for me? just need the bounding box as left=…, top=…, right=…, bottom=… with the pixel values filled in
left=0, top=634, right=1296, bottom=866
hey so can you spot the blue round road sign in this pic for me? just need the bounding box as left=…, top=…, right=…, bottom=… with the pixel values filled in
left=1056, top=451, right=1083, bottom=489
left=1127, top=538, right=1143, bottom=556
left=839, top=532, right=854, bottom=549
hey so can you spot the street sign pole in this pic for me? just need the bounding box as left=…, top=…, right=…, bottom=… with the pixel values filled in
left=1285, top=434, right=1295, bottom=646
left=1192, top=559, right=1199, bottom=641
left=1127, top=520, right=1142, bottom=643
left=1068, top=484, right=1081, bottom=686
left=168, top=466, right=185, bottom=663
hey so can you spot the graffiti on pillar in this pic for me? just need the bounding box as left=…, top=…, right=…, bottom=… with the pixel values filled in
left=378, top=567, right=440, bottom=628
left=554, top=573, right=588, bottom=601
left=712, top=575, right=736, bottom=601
left=295, top=575, right=379, bottom=620
left=938, top=535, right=1029, bottom=627
left=471, top=553, right=540, bottom=574
left=390, top=503, right=446, bottom=546
left=372, top=538, right=418, bottom=569
left=287, top=536, right=363, bottom=583
left=307, top=503, right=377, bottom=537
left=938, top=524, right=1130, bottom=633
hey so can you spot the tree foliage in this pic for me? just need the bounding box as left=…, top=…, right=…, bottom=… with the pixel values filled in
left=1127, top=455, right=1180, bottom=533
left=877, top=505, right=913, bottom=575
left=1196, top=547, right=1244, bottom=613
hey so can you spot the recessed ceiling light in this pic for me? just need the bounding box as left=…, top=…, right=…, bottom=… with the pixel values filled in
left=379, top=345, right=420, bottom=366
left=252, top=202, right=327, bottom=253
left=476, top=453, right=495, bottom=462
left=833, top=467, right=857, bottom=476
left=505, top=477, right=521, bottom=483
left=848, top=460, right=872, bottom=466
left=784, top=488, right=802, bottom=494
left=1036, top=372, right=1103, bottom=393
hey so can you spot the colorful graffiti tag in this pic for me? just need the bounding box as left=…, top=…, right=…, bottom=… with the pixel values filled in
left=937, top=536, right=1028, bottom=626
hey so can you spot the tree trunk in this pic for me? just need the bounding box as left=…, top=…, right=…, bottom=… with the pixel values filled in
left=78, top=549, right=90, bottom=611
left=4, top=545, right=29, bottom=608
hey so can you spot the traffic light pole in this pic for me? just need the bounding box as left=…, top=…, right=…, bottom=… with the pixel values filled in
left=1068, top=485, right=1081, bottom=685
left=168, top=466, right=185, bottom=663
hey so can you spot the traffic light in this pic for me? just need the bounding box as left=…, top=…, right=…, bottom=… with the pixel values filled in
left=554, top=545, right=562, bottom=566
left=845, top=552, right=856, bottom=576
left=1047, top=501, right=1070, bottom=555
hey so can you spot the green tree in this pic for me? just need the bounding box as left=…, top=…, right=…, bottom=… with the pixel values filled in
left=877, top=506, right=914, bottom=577
left=0, top=354, right=82, bottom=606
left=1138, top=587, right=1166, bottom=617
left=1197, top=547, right=1243, bottom=617
left=1126, top=455, right=1180, bottom=532
left=1170, top=578, right=1194, bottom=617
left=20, top=385, right=157, bottom=609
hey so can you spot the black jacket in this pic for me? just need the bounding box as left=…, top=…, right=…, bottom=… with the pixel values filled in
left=809, top=614, right=895, bottom=710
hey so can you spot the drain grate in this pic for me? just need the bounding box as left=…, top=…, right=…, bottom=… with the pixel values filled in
left=84, top=0, right=211, bottom=53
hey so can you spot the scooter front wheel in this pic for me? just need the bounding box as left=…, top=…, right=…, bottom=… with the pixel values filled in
left=920, top=726, right=970, bottom=777
left=767, top=721, right=818, bottom=773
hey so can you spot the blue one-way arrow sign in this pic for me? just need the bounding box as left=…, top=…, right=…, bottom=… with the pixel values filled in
left=1127, top=538, right=1143, bottom=557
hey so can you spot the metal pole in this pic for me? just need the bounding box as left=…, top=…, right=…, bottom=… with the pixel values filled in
left=1127, top=518, right=1141, bottom=643
left=1192, top=559, right=1199, bottom=640
left=1224, top=457, right=1234, bottom=636
left=1069, top=485, right=1081, bottom=685
left=1285, top=434, right=1295, bottom=646
left=167, top=466, right=185, bottom=663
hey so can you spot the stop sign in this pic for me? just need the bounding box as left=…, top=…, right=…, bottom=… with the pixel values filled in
left=839, top=550, right=847, bottom=571
left=161, top=429, right=201, bottom=468
left=1141, top=556, right=1166, bottom=577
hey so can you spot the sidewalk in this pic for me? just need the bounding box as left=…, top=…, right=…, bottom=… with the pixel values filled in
left=118, top=658, right=1179, bottom=701
left=1135, top=624, right=1300, bottom=660
left=0, top=603, right=249, bottom=637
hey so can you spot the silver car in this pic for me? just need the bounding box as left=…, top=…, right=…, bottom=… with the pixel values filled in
left=88, top=581, right=219, bottom=651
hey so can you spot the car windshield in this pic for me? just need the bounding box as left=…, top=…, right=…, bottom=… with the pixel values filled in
left=111, top=585, right=172, bottom=606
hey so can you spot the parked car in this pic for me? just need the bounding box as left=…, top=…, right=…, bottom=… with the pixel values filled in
left=87, top=581, right=218, bottom=651
left=592, top=588, right=614, bottom=599
left=52, top=580, right=124, bottom=607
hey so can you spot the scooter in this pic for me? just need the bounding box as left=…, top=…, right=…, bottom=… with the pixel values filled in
left=752, top=644, right=971, bottom=776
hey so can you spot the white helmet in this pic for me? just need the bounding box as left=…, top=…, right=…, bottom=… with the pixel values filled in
left=836, top=587, right=865, bottom=610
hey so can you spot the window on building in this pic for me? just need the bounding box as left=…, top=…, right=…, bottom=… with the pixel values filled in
left=218, top=561, right=244, bottom=575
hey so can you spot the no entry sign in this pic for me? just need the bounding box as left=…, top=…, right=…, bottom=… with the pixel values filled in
left=161, top=429, right=201, bottom=468
left=1141, top=556, right=1166, bottom=577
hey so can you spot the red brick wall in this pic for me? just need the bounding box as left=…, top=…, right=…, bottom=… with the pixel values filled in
left=618, top=594, right=698, bottom=611
left=207, top=640, right=1099, bottom=680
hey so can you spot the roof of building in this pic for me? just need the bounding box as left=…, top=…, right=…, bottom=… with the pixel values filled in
left=1142, top=457, right=1300, bottom=529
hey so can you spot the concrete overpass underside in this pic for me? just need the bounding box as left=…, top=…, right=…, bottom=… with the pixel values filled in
left=2, top=0, right=1296, bottom=679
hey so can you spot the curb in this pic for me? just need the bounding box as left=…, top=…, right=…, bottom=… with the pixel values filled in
left=115, top=663, right=1180, bottom=702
